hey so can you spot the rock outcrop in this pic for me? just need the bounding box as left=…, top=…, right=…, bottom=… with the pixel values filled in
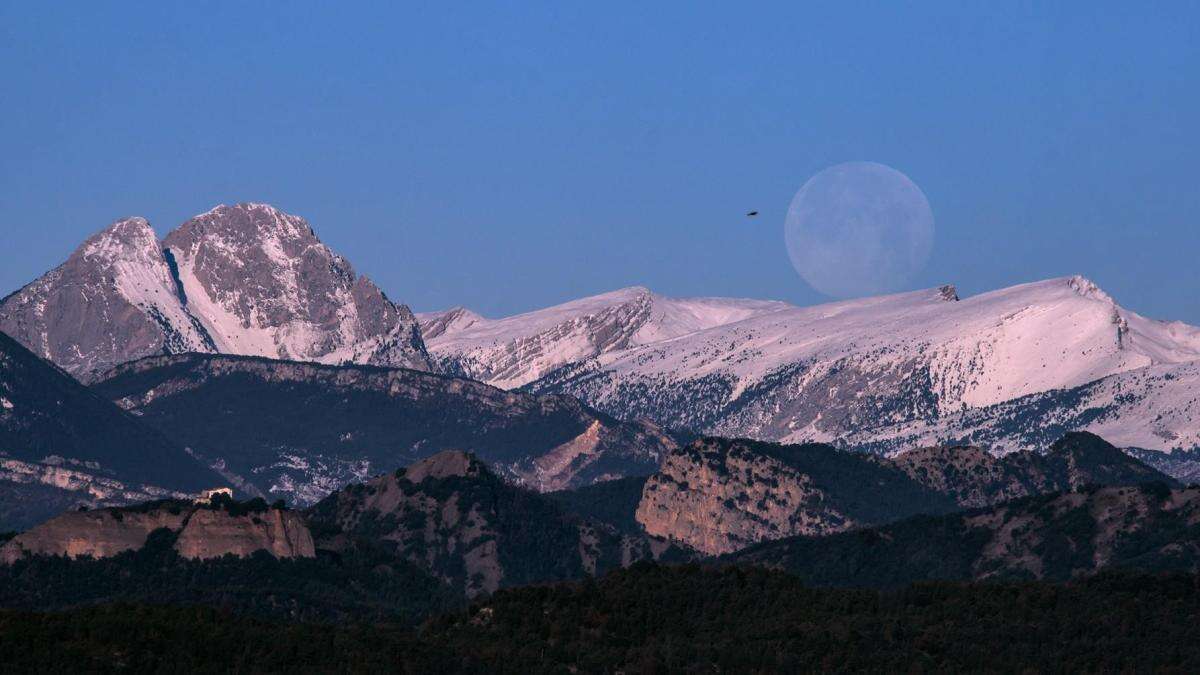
left=0, top=506, right=189, bottom=563
left=635, top=438, right=953, bottom=555
left=0, top=500, right=315, bottom=564
left=173, top=507, right=314, bottom=560
left=635, top=433, right=1175, bottom=556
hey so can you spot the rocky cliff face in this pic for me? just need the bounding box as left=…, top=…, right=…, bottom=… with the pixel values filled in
left=636, top=433, right=1175, bottom=556
left=307, top=451, right=680, bottom=597
left=635, top=438, right=954, bottom=555
left=0, top=500, right=314, bottom=564
left=0, top=506, right=189, bottom=563
left=93, top=353, right=678, bottom=504
left=173, top=507, right=314, bottom=560
left=0, top=203, right=430, bottom=380
left=0, top=218, right=214, bottom=380
left=731, top=483, right=1200, bottom=585
left=161, top=203, right=428, bottom=371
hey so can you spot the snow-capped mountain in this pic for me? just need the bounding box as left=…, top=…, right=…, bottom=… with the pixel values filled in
left=0, top=203, right=430, bottom=379
left=430, top=277, right=1200, bottom=457
left=419, top=287, right=791, bottom=389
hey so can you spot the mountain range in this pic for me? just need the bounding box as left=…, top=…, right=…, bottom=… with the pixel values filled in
left=3, top=201, right=1200, bottom=532
left=427, top=275, right=1200, bottom=463
left=2, top=431, right=1188, bottom=605
left=7, top=202, right=1200, bottom=464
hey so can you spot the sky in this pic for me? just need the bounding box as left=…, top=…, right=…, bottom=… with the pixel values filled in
left=1, top=2, right=1198, bottom=322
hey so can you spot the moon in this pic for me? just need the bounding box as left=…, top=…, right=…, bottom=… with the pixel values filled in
left=784, top=161, right=934, bottom=298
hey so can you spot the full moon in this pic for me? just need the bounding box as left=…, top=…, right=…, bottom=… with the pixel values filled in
left=784, top=161, right=934, bottom=298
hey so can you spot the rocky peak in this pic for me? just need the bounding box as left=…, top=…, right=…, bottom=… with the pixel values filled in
left=419, top=307, right=488, bottom=341
left=306, top=454, right=682, bottom=597
left=0, top=203, right=431, bottom=378
left=937, top=284, right=959, bottom=302
left=403, top=451, right=485, bottom=483
left=164, top=203, right=320, bottom=258
left=1042, top=431, right=1171, bottom=490
left=162, top=202, right=430, bottom=370
left=76, top=217, right=159, bottom=263
left=0, top=215, right=216, bottom=379
left=1067, top=275, right=1114, bottom=304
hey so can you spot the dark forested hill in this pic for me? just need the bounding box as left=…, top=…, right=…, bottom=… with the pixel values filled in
left=0, top=527, right=458, bottom=624
left=0, top=331, right=224, bottom=531
left=92, top=353, right=677, bottom=504
left=5, top=565, right=1200, bottom=673
left=729, top=482, right=1200, bottom=586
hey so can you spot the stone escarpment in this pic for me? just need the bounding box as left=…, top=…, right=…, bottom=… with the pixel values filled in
left=0, top=500, right=314, bottom=564
left=636, top=432, right=1176, bottom=557
left=635, top=438, right=954, bottom=555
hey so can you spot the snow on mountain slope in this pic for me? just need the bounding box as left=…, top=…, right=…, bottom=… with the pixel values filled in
left=0, top=217, right=216, bottom=379
left=0, top=204, right=430, bottom=379
left=526, top=277, right=1200, bottom=452
left=162, top=203, right=429, bottom=370
left=418, top=307, right=488, bottom=340
left=844, top=360, right=1200, bottom=457
left=420, top=286, right=791, bottom=388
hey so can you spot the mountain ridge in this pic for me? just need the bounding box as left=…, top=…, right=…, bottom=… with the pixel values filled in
left=0, top=203, right=430, bottom=381
left=420, top=286, right=792, bottom=388
left=0, top=330, right=225, bottom=530
left=512, top=276, right=1200, bottom=457
left=91, top=351, right=678, bottom=504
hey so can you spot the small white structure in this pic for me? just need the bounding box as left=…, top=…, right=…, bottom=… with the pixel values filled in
left=195, top=487, right=234, bottom=504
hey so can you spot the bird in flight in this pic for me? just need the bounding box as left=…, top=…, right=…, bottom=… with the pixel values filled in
left=746, top=210, right=758, bottom=217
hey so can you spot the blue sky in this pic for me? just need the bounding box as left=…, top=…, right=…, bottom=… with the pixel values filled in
left=2, top=2, right=1197, bottom=321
